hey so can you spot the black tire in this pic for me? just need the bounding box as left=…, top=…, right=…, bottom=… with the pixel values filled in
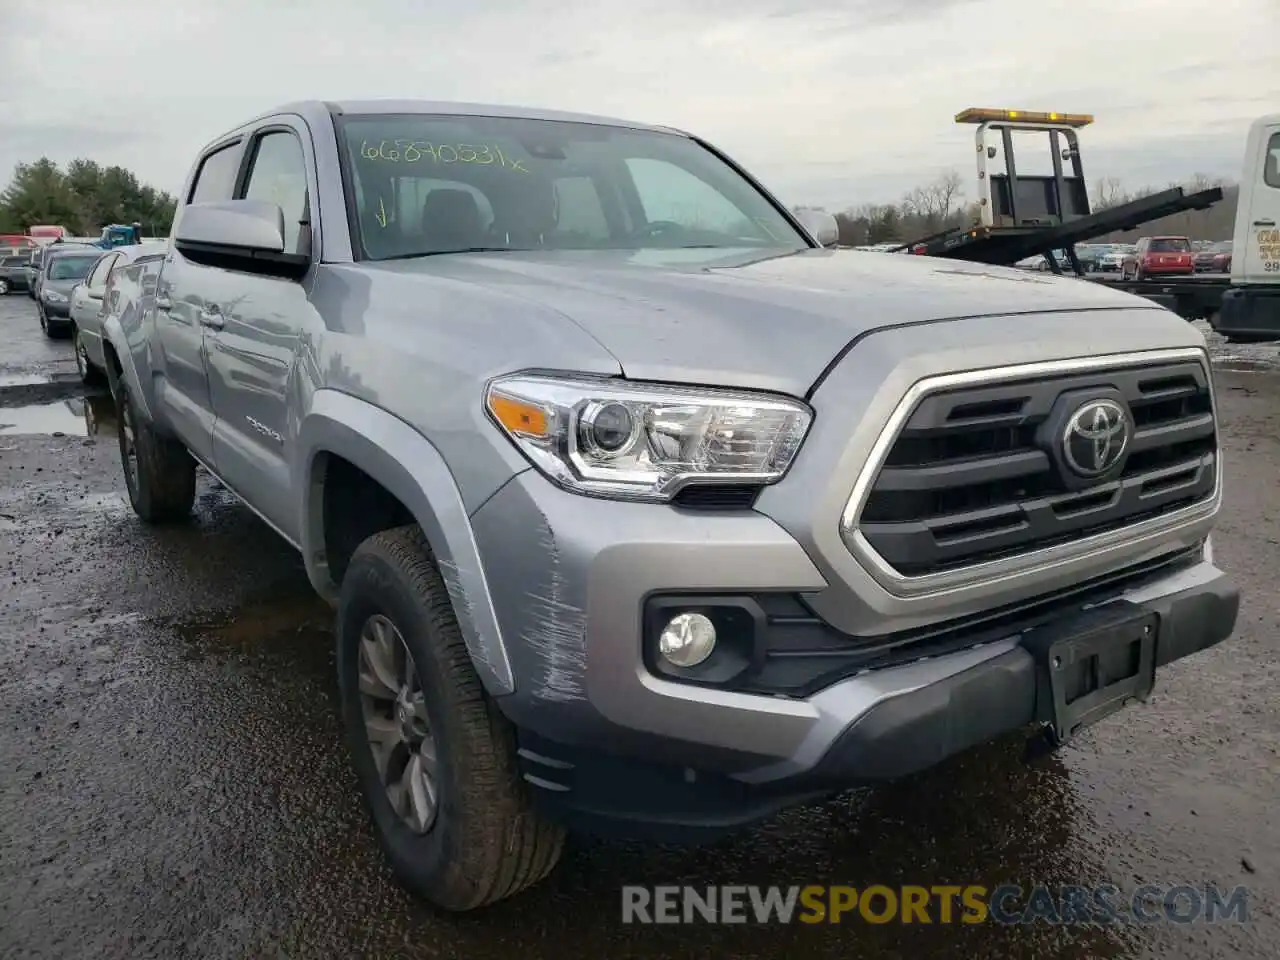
left=38, top=304, right=52, bottom=338
left=337, top=525, right=565, bottom=911
left=73, top=327, right=105, bottom=385
left=116, top=382, right=196, bottom=523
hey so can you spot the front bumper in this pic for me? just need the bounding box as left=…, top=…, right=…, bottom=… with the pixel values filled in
left=41, top=299, right=71, bottom=320
left=471, top=471, right=1237, bottom=837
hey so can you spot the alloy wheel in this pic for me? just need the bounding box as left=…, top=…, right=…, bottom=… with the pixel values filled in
left=74, top=331, right=88, bottom=379
left=357, top=613, right=440, bottom=834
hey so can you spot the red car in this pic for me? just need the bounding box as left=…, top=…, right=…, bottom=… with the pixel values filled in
left=1120, top=236, right=1195, bottom=279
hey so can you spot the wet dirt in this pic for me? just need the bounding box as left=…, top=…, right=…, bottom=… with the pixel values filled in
left=0, top=298, right=1277, bottom=959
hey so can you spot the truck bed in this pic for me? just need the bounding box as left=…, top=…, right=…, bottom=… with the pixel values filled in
left=896, top=186, right=1225, bottom=266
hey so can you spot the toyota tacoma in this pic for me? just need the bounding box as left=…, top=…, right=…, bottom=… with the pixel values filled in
left=100, top=99, right=1239, bottom=911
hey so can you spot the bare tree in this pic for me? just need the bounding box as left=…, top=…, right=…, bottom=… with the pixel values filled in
left=1092, top=176, right=1126, bottom=211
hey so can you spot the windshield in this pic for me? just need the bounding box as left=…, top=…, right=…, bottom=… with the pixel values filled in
left=1149, top=238, right=1190, bottom=253
left=337, top=113, right=808, bottom=261
left=47, top=255, right=99, bottom=281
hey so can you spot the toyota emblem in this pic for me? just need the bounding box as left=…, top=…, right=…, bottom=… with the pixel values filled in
left=1062, top=399, right=1130, bottom=478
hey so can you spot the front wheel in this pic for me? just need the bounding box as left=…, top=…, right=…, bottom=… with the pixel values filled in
left=337, top=525, right=565, bottom=911
left=0, top=278, right=9, bottom=295
left=73, top=327, right=104, bottom=385
left=116, top=382, right=197, bottom=522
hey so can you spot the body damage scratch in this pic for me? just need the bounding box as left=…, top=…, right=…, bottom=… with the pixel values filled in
left=520, top=518, right=588, bottom=702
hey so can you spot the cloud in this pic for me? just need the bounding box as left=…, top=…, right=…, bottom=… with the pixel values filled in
left=0, top=0, right=1274, bottom=209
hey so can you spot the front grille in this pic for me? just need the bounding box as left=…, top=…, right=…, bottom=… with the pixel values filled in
left=854, top=359, right=1217, bottom=576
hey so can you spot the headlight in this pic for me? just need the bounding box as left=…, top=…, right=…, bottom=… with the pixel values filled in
left=43, top=289, right=67, bottom=303
left=485, top=374, right=812, bottom=501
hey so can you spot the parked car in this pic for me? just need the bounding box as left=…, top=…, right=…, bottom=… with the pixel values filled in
left=68, top=242, right=167, bottom=383
left=1096, top=245, right=1132, bottom=272
left=37, top=246, right=103, bottom=338
left=29, top=241, right=97, bottom=302
left=1194, top=240, right=1232, bottom=273
left=103, top=98, right=1237, bottom=911
left=0, top=253, right=34, bottom=294
left=1120, top=236, right=1195, bottom=279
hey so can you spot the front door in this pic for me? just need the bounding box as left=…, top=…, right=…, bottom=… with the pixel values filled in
left=204, top=122, right=316, bottom=543
left=1238, top=122, right=1280, bottom=285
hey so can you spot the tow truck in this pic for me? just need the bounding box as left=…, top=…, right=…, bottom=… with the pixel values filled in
left=892, top=109, right=1280, bottom=340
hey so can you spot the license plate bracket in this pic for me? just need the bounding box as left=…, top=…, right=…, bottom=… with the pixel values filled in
left=1024, top=606, right=1158, bottom=746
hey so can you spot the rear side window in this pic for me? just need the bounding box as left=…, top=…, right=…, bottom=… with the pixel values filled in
left=189, top=142, right=243, bottom=204
left=1149, top=238, right=1190, bottom=253
left=1265, top=132, right=1280, bottom=189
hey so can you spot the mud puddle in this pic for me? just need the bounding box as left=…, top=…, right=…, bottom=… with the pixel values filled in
left=0, top=392, right=115, bottom=437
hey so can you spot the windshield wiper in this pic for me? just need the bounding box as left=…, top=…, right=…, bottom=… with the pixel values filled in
left=376, top=247, right=515, bottom=262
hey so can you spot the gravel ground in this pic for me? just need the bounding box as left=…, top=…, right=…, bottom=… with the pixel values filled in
left=0, top=293, right=1277, bottom=959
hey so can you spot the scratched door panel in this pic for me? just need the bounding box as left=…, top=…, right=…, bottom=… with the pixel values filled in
left=205, top=276, right=312, bottom=542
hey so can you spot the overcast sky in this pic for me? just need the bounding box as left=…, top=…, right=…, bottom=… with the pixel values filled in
left=1, top=0, right=1274, bottom=211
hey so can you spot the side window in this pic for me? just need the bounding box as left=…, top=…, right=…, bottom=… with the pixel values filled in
left=625, top=158, right=749, bottom=233
left=188, top=142, right=243, bottom=205
left=1264, top=132, right=1280, bottom=189
left=241, top=130, right=310, bottom=255
left=551, top=176, right=610, bottom=243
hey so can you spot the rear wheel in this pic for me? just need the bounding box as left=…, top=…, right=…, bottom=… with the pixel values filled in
left=0, top=278, right=9, bottom=295
left=337, top=525, right=565, bottom=911
left=116, top=382, right=196, bottom=523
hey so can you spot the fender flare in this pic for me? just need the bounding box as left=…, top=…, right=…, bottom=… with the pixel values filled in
left=297, top=389, right=515, bottom=696
left=101, top=316, right=155, bottom=423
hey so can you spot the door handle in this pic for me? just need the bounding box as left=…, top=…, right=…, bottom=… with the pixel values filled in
left=154, top=295, right=172, bottom=311
left=198, top=308, right=224, bottom=329
left=1254, top=219, right=1276, bottom=227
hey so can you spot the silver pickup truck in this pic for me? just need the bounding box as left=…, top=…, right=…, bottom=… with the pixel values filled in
left=101, top=99, right=1238, bottom=911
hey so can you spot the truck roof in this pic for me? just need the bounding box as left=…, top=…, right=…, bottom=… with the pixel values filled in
left=214, top=99, right=687, bottom=150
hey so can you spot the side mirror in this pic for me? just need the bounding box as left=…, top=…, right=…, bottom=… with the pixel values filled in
left=174, top=199, right=307, bottom=279
left=796, top=209, right=839, bottom=248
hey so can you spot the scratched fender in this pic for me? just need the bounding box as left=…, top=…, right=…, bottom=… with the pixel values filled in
left=297, top=388, right=516, bottom=696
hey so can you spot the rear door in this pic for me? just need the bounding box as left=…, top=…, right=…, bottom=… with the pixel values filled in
left=154, top=138, right=246, bottom=464
left=1237, top=121, right=1280, bottom=285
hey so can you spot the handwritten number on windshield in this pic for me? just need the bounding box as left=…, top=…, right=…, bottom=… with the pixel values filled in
left=360, top=140, right=528, bottom=173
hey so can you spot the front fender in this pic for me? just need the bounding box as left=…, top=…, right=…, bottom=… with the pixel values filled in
left=101, top=314, right=156, bottom=424
left=297, top=389, right=517, bottom=697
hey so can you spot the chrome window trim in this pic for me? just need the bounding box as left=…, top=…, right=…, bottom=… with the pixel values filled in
left=839, top=346, right=1222, bottom=596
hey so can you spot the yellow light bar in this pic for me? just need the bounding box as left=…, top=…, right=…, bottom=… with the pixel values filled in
left=955, top=108, right=1094, bottom=128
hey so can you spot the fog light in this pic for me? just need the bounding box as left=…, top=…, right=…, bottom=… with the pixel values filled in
left=658, top=612, right=717, bottom=667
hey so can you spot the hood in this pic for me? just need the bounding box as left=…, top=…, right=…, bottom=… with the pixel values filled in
left=42, top=277, right=82, bottom=294
left=368, top=247, right=1165, bottom=396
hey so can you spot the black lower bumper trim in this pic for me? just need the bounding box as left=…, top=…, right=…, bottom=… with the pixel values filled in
left=517, top=569, right=1238, bottom=841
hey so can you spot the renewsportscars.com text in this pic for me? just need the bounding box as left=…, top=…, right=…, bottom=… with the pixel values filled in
left=620, top=884, right=1250, bottom=926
